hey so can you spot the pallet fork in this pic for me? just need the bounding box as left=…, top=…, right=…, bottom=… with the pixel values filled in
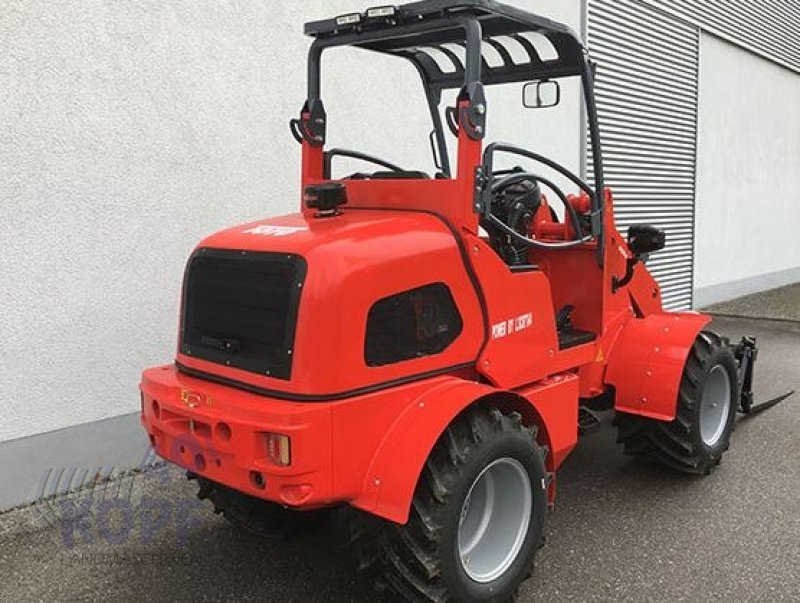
left=734, top=337, right=795, bottom=415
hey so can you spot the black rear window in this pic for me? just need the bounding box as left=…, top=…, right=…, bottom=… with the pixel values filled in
left=181, top=249, right=306, bottom=380
left=365, top=283, right=463, bottom=367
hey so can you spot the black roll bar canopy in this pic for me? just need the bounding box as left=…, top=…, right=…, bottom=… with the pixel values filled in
left=301, top=0, right=605, bottom=250
left=304, top=0, right=586, bottom=94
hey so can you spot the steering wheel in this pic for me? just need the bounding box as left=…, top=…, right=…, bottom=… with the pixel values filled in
left=480, top=142, right=598, bottom=249
left=486, top=172, right=591, bottom=249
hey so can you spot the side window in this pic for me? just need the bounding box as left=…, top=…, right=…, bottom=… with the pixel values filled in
left=365, top=283, right=464, bottom=367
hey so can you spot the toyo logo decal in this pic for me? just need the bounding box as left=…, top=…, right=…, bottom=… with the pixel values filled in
left=243, top=224, right=308, bottom=237
left=491, top=312, right=533, bottom=340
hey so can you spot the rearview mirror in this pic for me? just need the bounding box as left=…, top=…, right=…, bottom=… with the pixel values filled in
left=627, top=224, right=666, bottom=256
left=522, top=80, right=560, bottom=109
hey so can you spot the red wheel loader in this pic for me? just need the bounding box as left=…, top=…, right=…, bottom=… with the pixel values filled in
left=139, top=2, right=791, bottom=600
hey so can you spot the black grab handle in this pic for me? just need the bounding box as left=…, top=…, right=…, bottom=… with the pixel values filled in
left=289, top=118, right=304, bottom=144
left=445, top=106, right=459, bottom=137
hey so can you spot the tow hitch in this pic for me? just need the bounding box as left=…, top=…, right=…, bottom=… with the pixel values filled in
left=734, top=336, right=795, bottom=415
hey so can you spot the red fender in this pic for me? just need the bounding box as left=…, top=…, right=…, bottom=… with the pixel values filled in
left=605, top=312, right=711, bottom=421
left=349, top=379, right=555, bottom=524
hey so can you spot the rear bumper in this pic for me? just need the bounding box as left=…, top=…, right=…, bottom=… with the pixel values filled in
left=140, top=365, right=333, bottom=508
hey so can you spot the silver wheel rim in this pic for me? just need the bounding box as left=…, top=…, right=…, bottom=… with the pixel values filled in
left=457, top=457, right=532, bottom=583
left=699, top=365, right=732, bottom=447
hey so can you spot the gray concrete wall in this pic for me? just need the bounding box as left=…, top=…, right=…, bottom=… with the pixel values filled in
left=0, top=412, right=146, bottom=510
left=0, top=0, right=581, bottom=447
left=694, top=33, right=800, bottom=305
left=2, top=0, right=313, bottom=442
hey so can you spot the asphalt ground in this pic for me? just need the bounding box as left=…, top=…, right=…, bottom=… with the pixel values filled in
left=1, top=315, right=798, bottom=602
left=705, top=283, right=800, bottom=323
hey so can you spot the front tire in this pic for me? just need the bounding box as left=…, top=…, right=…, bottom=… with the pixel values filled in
left=616, top=330, right=738, bottom=475
left=353, top=406, right=548, bottom=602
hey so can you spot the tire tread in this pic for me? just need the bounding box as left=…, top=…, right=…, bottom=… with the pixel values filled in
left=616, top=330, right=737, bottom=475
left=348, top=405, right=543, bottom=602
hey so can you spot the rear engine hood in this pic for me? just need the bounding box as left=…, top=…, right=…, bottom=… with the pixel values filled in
left=177, top=209, right=484, bottom=398
left=197, top=210, right=454, bottom=258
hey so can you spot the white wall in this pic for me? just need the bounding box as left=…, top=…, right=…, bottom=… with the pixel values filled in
left=694, top=34, right=800, bottom=301
left=0, top=0, right=582, bottom=442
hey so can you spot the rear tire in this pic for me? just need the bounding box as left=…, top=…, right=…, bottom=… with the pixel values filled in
left=191, top=475, right=331, bottom=538
left=616, top=330, right=738, bottom=475
left=351, top=405, right=548, bottom=602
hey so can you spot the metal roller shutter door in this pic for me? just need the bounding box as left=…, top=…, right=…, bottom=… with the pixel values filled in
left=587, top=0, right=700, bottom=309
left=643, top=0, right=800, bottom=73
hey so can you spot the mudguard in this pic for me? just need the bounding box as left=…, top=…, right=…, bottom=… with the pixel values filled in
left=349, top=379, right=554, bottom=525
left=605, top=312, right=711, bottom=421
